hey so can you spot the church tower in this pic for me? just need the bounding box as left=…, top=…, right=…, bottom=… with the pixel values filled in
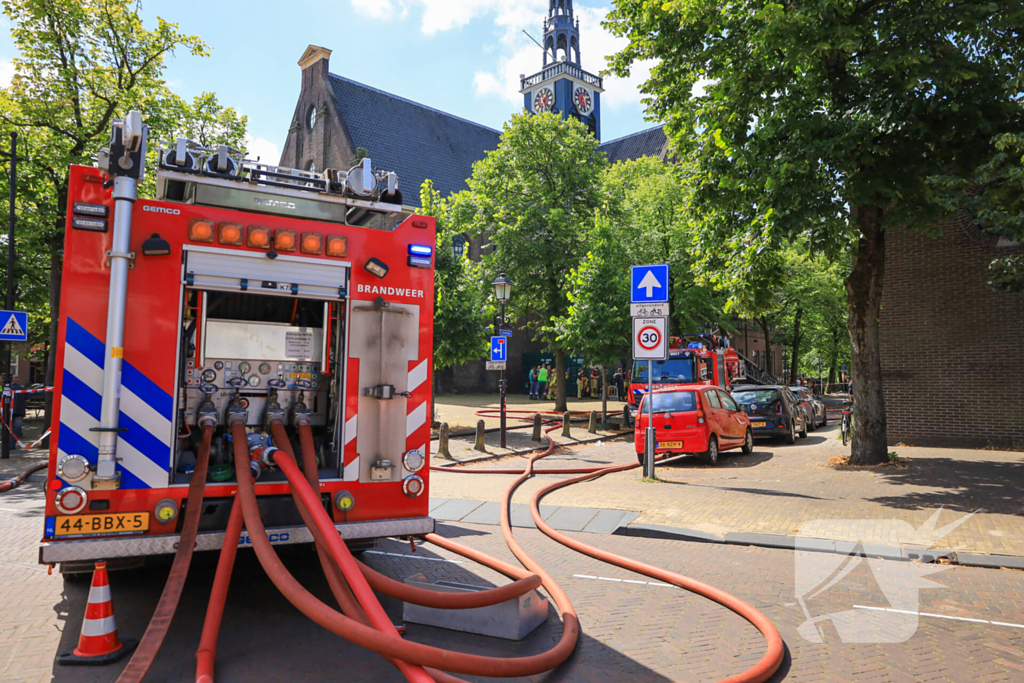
left=520, top=0, right=604, bottom=139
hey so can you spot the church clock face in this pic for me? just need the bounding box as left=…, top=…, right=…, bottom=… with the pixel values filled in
left=533, top=87, right=555, bottom=114
left=573, top=86, right=593, bottom=115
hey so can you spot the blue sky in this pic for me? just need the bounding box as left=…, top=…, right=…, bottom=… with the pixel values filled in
left=0, top=1, right=657, bottom=165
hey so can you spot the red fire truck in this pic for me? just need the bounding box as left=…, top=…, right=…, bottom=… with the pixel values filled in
left=40, top=113, right=436, bottom=571
left=624, top=334, right=772, bottom=426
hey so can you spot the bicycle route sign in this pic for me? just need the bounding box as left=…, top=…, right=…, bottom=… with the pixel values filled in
left=632, top=317, right=668, bottom=360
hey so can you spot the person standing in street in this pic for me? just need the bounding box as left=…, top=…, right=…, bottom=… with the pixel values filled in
left=577, top=368, right=587, bottom=399
left=9, top=382, right=25, bottom=449
left=529, top=366, right=539, bottom=400
left=537, top=365, right=548, bottom=401
left=547, top=366, right=558, bottom=400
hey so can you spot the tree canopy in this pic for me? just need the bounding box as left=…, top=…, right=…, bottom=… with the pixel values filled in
left=606, top=0, right=1024, bottom=464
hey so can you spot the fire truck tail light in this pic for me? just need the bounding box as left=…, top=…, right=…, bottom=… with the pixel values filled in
left=274, top=229, right=297, bottom=252
left=412, top=219, right=429, bottom=229
left=365, top=257, right=388, bottom=279
left=408, top=244, right=433, bottom=256
left=55, top=486, right=88, bottom=515
left=189, top=219, right=215, bottom=243
left=326, top=235, right=348, bottom=257
left=408, top=256, right=431, bottom=269
left=301, top=232, right=323, bottom=254
left=402, top=475, right=425, bottom=498
left=247, top=226, right=271, bottom=249
left=218, top=222, right=244, bottom=246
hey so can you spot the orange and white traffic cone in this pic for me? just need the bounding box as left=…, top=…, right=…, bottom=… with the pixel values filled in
left=57, top=560, right=138, bottom=665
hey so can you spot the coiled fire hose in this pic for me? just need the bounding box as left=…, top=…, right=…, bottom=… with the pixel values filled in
left=196, top=407, right=783, bottom=683
left=0, top=461, right=47, bottom=493
left=116, top=423, right=214, bottom=683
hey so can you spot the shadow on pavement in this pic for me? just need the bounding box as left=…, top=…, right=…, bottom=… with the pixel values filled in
left=49, top=542, right=673, bottom=683
left=865, top=455, right=1024, bottom=515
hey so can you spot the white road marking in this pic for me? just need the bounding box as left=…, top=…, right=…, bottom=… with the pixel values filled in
left=573, top=573, right=673, bottom=588
left=366, top=550, right=462, bottom=564
left=854, top=604, right=1024, bottom=629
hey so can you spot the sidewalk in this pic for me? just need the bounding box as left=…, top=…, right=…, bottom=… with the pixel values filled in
left=430, top=423, right=1024, bottom=565
left=433, top=393, right=622, bottom=431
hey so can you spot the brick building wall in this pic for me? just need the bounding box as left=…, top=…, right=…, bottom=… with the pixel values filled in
left=879, top=219, right=1024, bottom=449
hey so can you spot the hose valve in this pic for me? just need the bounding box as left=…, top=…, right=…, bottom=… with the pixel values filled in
left=197, top=383, right=219, bottom=428
left=291, top=394, right=312, bottom=428
left=264, top=390, right=287, bottom=428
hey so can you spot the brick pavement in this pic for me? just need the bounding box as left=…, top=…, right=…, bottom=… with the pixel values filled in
left=430, top=423, right=1024, bottom=558
left=2, top=478, right=1024, bottom=682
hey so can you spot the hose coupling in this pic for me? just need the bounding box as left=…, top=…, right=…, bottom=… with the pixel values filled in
left=196, top=394, right=219, bottom=427
left=291, top=400, right=311, bottom=428
left=225, top=398, right=248, bottom=428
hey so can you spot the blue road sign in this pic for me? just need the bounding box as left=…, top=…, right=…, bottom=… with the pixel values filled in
left=499, top=329, right=513, bottom=337
left=0, top=310, right=27, bottom=342
left=490, top=336, right=507, bottom=362
left=630, top=264, right=669, bottom=304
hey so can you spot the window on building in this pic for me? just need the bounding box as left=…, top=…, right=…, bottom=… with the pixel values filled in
left=305, top=160, right=316, bottom=173
left=307, top=105, right=317, bottom=130
left=451, top=234, right=468, bottom=259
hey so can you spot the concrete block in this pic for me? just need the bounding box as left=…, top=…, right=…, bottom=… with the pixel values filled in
left=510, top=504, right=558, bottom=528
left=582, top=509, right=627, bottom=535
left=431, top=499, right=485, bottom=522
left=403, top=573, right=548, bottom=640
left=461, top=501, right=503, bottom=526
left=618, top=523, right=725, bottom=543
left=428, top=498, right=449, bottom=513
left=725, top=532, right=797, bottom=549
left=956, top=553, right=1024, bottom=570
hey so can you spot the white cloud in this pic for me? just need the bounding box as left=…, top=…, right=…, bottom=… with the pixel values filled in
left=351, top=0, right=408, bottom=20
left=0, top=59, right=14, bottom=89
left=244, top=135, right=281, bottom=165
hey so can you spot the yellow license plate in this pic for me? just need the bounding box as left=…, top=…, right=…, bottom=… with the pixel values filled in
left=751, top=422, right=766, bottom=428
left=54, top=512, right=150, bottom=537
left=658, top=441, right=683, bottom=448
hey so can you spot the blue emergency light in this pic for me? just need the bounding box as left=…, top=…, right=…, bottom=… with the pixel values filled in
left=688, top=342, right=703, bottom=349
left=408, top=244, right=433, bottom=256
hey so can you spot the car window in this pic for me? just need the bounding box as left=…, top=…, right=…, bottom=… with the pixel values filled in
left=719, top=391, right=739, bottom=412
left=648, top=391, right=698, bottom=413
left=732, top=389, right=780, bottom=404
left=705, top=390, right=721, bottom=409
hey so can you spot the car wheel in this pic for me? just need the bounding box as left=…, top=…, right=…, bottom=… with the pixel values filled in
left=799, top=418, right=808, bottom=439
left=820, top=411, right=828, bottom=428
left=701, top=436, right=719, bottom=465
left=808, top=409, right=817, bottom=432
left=741, top=429, right=753, bottom=455
left=785, top=422, right=796, bottom=444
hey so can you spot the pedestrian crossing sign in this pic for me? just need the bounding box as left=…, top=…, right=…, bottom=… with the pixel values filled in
left=0, top=310, right=27, bottom=341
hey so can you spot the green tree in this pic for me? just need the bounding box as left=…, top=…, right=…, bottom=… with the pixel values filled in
left=419, top=180, right=492, bottom=375
left=606, top=1, right=1024, bottom=464
left=463, top=112, right=608, bottom=412
left=0, top=0, right=247, bottom=422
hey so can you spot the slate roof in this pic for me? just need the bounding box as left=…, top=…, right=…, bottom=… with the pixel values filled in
left=328, top=74, right=501, bottom=202
left=598, top=125, right=669, bottom=164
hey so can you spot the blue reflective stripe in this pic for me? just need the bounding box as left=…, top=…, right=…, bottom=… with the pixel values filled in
left=118, top=412, right=171, bottom=469
left=65, top=318, right=105, bottom=368
left=57, top=421, right=98, bottom=463
left=61, top=372, right=102, bottom=420
left=122, top=362, right=173, bottom=419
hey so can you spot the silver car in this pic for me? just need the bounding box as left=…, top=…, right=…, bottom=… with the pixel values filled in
left=789, top=386, right=827, bottom=430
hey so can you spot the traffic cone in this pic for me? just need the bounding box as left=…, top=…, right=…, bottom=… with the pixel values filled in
left=57, top=560, right=138, bottom=665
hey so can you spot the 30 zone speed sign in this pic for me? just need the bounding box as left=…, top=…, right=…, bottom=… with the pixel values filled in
left=632, top=317, right=668, bottom=360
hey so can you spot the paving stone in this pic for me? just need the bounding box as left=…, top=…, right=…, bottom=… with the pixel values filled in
left=510, top=504, right=559, bottom=528
left=546, top=506, right=601, bottom=532
left=459, top=500, right=504, bottom=525
left=429, top=498, right=484, bottom=521
left=582, top=509, right=628, bottom=535
left=428, top=497, right=449, bottom=513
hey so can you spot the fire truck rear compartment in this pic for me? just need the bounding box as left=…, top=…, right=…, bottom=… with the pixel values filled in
left=175, top=289, right=343, bottom=485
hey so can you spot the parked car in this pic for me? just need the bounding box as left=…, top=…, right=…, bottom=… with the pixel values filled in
left=634, top=385, right=753, bottom=466
left=730, top=385, right=807, bottom=443
left=790, top=386, right=827, bottom=429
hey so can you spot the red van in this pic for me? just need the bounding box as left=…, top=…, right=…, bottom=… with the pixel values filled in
left=634, top=385, right=753, bottom=466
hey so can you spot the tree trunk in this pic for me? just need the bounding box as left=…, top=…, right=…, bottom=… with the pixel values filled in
left=846, top=204, right=888, bottom=466
left=789, top=307, right=803, bottom=384
left=43, top=238, right=62, bottom=446
left=758, top=318, right=772, bottom=376
left=600, top=365, right=607, bottom=426
left=554, top=347, right=567, bottom=413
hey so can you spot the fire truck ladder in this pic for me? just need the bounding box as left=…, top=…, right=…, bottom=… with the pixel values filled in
left=734, top=351, right=774, bottom=385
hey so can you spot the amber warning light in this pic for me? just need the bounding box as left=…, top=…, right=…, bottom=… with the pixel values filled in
left=326, top=236, right=348, bottom=258
left=188, top=219, right=214, bottom=243
left=247, top=226, right=271, bottom=249
left=301, top=232, right=323, bottom=255
left=218, top=222, right=243, bottom=246
left=274, top=229, right=297, bottom=252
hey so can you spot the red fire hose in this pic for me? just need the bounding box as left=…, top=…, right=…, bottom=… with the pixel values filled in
left=117, top=423, right=214, bottom=683
left=430, top=410, right=785, bottom=683
left=0, top=461, right=47, bottom=493
left=195, top=497, right=244, bottom=683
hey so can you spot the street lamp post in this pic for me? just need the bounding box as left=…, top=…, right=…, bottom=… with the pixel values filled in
left=0, top=134, right=16, bottom=460
left=492, top=273, right=513, bottom=449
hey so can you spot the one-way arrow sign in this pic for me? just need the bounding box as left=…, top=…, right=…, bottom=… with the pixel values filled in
left=630, top=264, right=669, bottom=304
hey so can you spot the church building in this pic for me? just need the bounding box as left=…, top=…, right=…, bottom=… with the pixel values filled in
left=278, top=0, right=669, bottom=394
